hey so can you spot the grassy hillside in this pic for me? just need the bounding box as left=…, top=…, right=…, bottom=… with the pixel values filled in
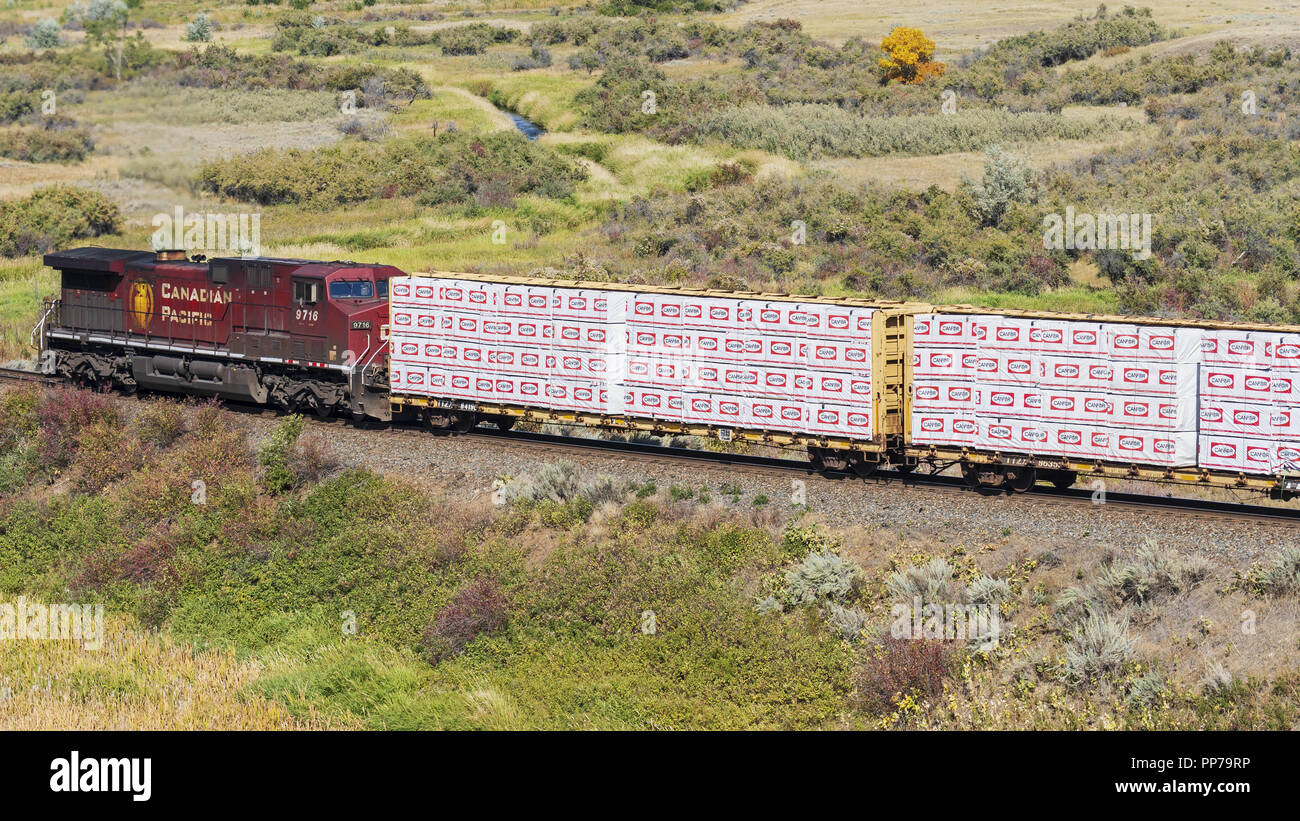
left=2, top=385, right=1298, bottom=729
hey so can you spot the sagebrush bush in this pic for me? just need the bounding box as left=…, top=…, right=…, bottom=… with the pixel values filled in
left=184, top=13, right=212, bottom=43
left=424, top=578, right=508, bottom=663
left=826, top=602, right=871, bottom=643
left=510, top=461, right=580, bottom=503
left=784, top=548, right=860, bottom=605
left=855, top=636, right=951, bottom=713
left=1126, top=669, right=1168, bottom=708
left=1099, top=540, right=1210, bottom=604
left=965, top=574, right=1012, bottom=606
left=1238, top=546, right=1300, bottom=597
left=886, top=557, right=956, bottom=606
left=576, top=472, right=632, bottom=505
left=24, top=18, right=62, bottom=49
left=1063, top=612, right=1135, bottom=684
left=1198, top=664, right=1236, bottom=697
left=968, top=145, right=1036, bottom=227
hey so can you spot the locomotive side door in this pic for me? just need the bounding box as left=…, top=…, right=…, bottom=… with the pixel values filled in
left=290, top=276, right=326, bottom=363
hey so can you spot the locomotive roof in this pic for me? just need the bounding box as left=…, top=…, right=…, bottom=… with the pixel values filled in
left=44, top=247, right=155, bottom=271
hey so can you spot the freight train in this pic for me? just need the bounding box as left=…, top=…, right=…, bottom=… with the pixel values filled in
left=36, top=247, right=1300, bottom=499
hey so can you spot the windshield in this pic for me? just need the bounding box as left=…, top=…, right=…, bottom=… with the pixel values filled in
left=329, top=280, right=375, bottom=299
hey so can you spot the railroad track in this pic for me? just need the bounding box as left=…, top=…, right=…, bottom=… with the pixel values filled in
left=6, top=366, right=1300, bottom=527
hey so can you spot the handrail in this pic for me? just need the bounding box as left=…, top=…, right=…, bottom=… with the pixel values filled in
left=30, top=298, right=59, bottom=351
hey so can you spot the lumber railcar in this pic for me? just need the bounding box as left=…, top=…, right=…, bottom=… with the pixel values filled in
left=385, top=272, right=918, bottom=475
left=906, top=307, right=1300, bottom=496
left=39, top=247, right=398, bottom=420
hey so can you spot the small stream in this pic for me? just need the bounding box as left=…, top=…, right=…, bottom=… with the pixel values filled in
left=506, top=111, right=545, bottom=140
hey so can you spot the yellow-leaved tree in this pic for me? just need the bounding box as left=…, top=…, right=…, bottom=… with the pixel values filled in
left=878, top=27, right=946, bottom=85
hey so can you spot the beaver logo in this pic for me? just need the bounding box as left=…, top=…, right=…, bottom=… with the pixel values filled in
left=128, top=279, right=154, bottom=332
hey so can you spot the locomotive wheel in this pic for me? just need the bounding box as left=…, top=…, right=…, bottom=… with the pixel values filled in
left=1004, top=465, right=1037, bottom=493
left=72, top=366, right=99, bottom=390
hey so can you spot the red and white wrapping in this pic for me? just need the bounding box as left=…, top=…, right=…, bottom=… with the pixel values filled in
left=390, top=276, right=876, bottom=440
left=911, top=312, right=1201, bottom=467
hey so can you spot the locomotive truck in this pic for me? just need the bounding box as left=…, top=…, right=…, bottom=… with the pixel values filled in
left=36, top=246, right=1300, bottom=499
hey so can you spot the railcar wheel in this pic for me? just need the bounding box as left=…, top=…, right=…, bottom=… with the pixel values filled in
left=1050, top=470, right=1077, bottom=490
left=819, top=449, right=849, bottom=472
left=807, top=448, right=825, bottom=471
left=893, top=463, right=915, bottom=474
left=451, top=412, right=476, bottom=434
left=1004, top=466, right=1036, bottom=493
left=850, top=454, right=878, bottom=478
left=495, top=416, right=516, bottom=432
left=961, top=463, right=981, bottom=488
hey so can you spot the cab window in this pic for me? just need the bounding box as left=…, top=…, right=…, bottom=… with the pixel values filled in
left=293, top=279, right=320, bottom=305
left=329, top=280, right=375, bottom=299
left=376, top=279, right=388, bottom=298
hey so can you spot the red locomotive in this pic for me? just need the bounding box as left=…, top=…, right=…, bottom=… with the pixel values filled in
left=39, top=247, right=397, bottom=420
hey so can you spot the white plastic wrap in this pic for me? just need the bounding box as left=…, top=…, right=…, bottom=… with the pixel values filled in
left=390, top=276, right=876, bottom=440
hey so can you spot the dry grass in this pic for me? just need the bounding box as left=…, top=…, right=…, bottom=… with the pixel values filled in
left=810, top=129, right=1151, bottom=191
left=0, top=613, right=348, bottom=730
left=718, top=0, right=1300, bottom=50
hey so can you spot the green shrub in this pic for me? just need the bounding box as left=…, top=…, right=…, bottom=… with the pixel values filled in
left=197, top=131, right=584, bottom=208
left=259, top=414, right=304, bottom=493
left=688, top=104, right=1137, bottom=160
left=0, top=119, right=95, bottom=163
left=25, top=19, right=63, bottom=50
left=133, top=399, right=187, bottom=449
left=0, top=185, right=120, bottom=258
left=967, top=145, right=1036, bottom=227
left=184, top=13, right=212, bottom=43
